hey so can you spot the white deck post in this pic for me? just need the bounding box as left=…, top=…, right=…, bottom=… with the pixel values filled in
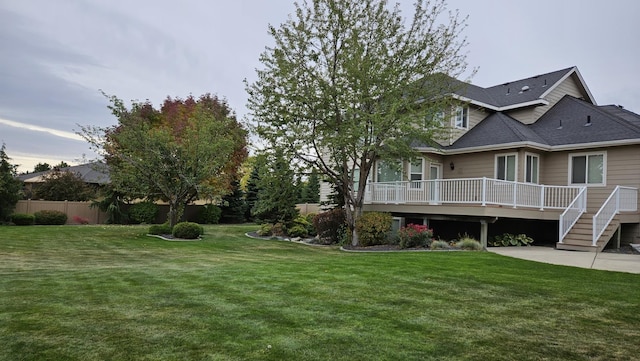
left=480, top=220, right=488, bottom=249
left=481, top=177, right=487, bottom=206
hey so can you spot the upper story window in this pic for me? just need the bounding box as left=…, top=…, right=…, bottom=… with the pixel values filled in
left=409, top=158, right=424, bottom=189
left=376, top=160, right=403, bottom=183
left=495, top=153, right=517, bottom=182
left=570, top=152, right=606, bottom=186
left=454, top=106, right=469, bottom=129
left=525, top=153, right=539, bottom=184
left=424, top=110, right=445, bottom=128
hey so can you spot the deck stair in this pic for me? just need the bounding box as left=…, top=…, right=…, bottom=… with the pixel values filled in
left=556, top=213, right=619, bottom=252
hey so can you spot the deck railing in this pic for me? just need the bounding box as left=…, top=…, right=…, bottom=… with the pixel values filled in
left=592, top=186, right=638, bottom=246
left=558, top=187, right=587, bottom=243
left=364, top=177, right=583, bottom=210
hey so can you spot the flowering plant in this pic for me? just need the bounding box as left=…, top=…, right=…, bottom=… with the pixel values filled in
left=72, top=215, right=90, bottom=225
left=397, top=223, right=433, bottom=248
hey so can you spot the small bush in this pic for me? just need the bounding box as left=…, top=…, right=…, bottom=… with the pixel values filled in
left=490, top=233, right=534, bottom=247
left=149, top=222, right=172, bottom=235
left=456, top=237, right=483, bottom=251
left=172, top=222, right=203, bottom=239
left=72, top=215, right=90, bottom=225
left=288, top=224, right=308, bottom=238
left=288, top=215, right=314, bottom=237
left=430, top=240, right=451, bottom=250
left=257, top=223, right=273, bottom=236
left=355, top=212, right=392, bottom=247
left=313, top=208, right=346, bottom=244
left=34, top=210, right=67, bottom=225
left=397, top=223, right=434, bottom=249
left=271, top=223, right=286, bottom=237
left=197, top=204, right=222, bottom=224
left=128, top=201, right=158, bottom=224
left=11, top=213, right=34, bottom=226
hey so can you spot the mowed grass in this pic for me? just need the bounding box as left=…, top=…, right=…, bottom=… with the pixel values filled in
left=1, top=225, right=639, bottom=360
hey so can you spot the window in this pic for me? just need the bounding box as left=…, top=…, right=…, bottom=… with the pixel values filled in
left=525, top=154, right=539, bottom=183
left=496, top=154, right=517, bottom=181
left=454, top=106, right=469, bottom=129
left=376, top=160, right=403, bottom=182
left=570, top=153, right=605, bottom=185
left=409, top=158, right=424, bottom=188
left=353, top=167, right=360, bottom=192
left=425, top=110, right=445, bottom=128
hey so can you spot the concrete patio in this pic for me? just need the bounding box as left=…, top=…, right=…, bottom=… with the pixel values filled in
left=487, top=246, right=640, bottom=274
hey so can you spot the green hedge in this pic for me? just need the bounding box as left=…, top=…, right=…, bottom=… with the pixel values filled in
left=11, top=213, right=35, bottom=226
left=34, top=210, right=67, bottom=225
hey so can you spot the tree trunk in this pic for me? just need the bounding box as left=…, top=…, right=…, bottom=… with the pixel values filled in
left=168, top=201, right=179, bottom=228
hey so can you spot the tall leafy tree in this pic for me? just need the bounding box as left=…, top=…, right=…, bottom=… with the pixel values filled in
left=81, top=94, right=247, bottom=227
left=33, top=162, right=51, bottom=173
left=0, top=144, right=21, bottom=221
left=247, top=0, right=469, bottom=245
left=35, top=169, right=92, bottom=201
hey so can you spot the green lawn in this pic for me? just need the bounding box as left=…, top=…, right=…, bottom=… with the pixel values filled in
left=0, top=224, right=638, bottom=360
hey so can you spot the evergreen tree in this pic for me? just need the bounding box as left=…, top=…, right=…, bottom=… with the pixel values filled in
left=0, top=144, right=22, bottom=221
left=252, top=151, right=299, bottom=225
left=305, top=168, right=321, bottom=203
left=220, top=180, right=247, bottom=224
left=245, top=155, right=264, bottom=222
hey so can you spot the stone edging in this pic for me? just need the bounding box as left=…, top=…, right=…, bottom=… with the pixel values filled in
left=146, top=234, right=202, bottom=242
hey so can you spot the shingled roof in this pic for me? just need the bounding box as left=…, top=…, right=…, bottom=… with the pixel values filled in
left=18, top=162, right=110, bottom=184
left=451, top=66, right=595, bottom=110
left=447, top=95, right=640, bottom=151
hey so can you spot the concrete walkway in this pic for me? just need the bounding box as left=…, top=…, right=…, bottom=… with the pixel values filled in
left=487, top=246, right=640, bottom=274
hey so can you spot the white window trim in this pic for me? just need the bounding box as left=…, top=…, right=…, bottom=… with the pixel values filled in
left=454, top=105, right=469, bottom=129
left=568, top=151, right=607, bottom=187
left=495, top=153, right=518, bottom=182
left=408, top=158, right=424, bottom=189
left=524, top=152, right=540, bottom=184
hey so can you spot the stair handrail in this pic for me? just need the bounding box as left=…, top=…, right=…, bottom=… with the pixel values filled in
left=592, top=186, right=639, bottom=246
left=558, top=187, right=587, bottom=243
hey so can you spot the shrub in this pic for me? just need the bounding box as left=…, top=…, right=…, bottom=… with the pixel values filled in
left=355, top=212, right=392, bottom=247
left=172, top=222, right=203, bottom=239
left=149, top=222, right=172, bottom=235
left=397, top=223, right=434, bottom=249
left=490, top=233, right=534, bottom=247
left=197, top=204, right=222, bottom=224
left=257, top=223, right=273, bottom=236
left=287, top=224, right=308, bottom=238
left=456, top=237, right=483, bottom=251
left=34, top=210, right=67, bottom=225
left=128, top=202, right=158, bottom=224
left=271, top=223, right=286, bottom=237
left=72, top=215, right=90, bottom=225
left=430, top=240, right=451, bottom=250
left=288, top=215, right=314, bottom=237
left=313, top=208, right=346, bottom=244
left=11, top=213, right=34, bottom=226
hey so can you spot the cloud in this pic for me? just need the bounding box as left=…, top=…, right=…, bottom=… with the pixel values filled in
left=0, top=118, right=84, bottom=141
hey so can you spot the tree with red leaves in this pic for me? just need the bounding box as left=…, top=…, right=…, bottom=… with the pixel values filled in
left=81, top=93, right=247, bottom=227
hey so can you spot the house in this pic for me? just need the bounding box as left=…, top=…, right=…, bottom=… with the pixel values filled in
left=18, top=162, right=111, bottom=199
left=343, top=66, right=640, bottom=251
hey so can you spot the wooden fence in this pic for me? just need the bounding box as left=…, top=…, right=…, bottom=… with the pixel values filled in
left=15, top=200, right=108, bottom=224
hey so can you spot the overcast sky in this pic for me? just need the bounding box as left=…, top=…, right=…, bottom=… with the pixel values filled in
left=1, top=0, right=639, bottom=173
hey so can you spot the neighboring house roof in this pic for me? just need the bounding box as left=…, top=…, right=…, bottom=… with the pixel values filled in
left=447, top=95, right=640, bottom=152
left=18, top=162, right=111, bottom=184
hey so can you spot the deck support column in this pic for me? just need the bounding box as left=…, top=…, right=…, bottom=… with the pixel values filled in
left=480, top=220, right=488, bottom=249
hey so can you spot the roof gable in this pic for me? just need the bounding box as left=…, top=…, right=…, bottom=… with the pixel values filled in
left=446, top=112, right=547, bottom=150
left=451, top=66, right=596, bottom=111
left=530, top=96, right=640, bottom=146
